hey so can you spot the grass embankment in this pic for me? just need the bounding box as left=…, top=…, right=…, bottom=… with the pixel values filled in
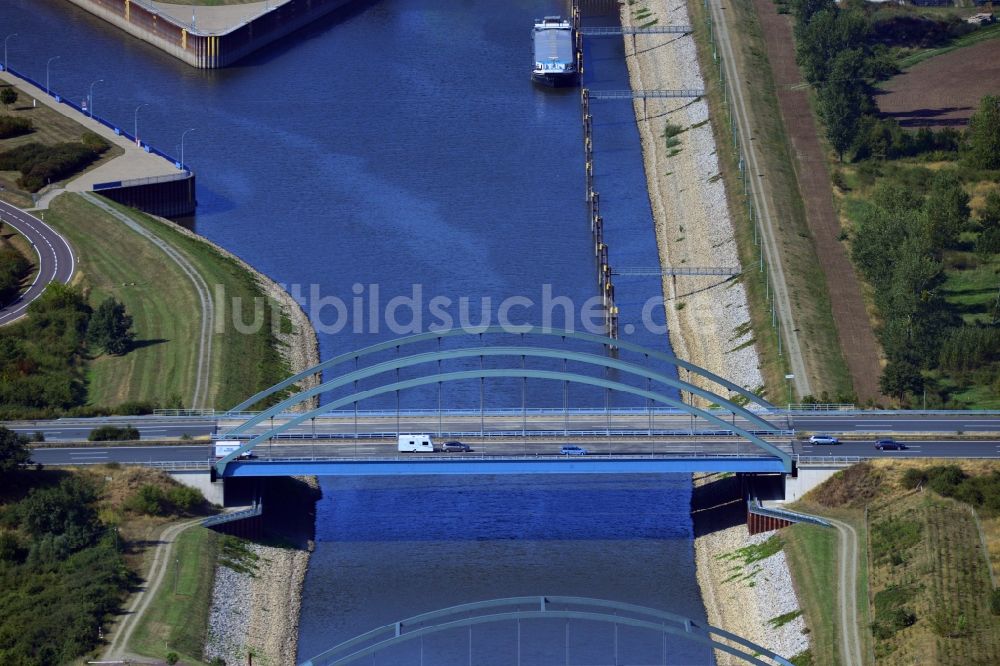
left=784, top=460, right=1000, bottom=665
left=688, top=0, right=854, bottom=402
left=43, top=193, right=292, bottom=410
left=0, top=82, right=123, bottom=207
left=128, top=526, right=221, bottom=664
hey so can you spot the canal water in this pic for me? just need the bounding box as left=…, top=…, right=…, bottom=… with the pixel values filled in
left=2, top=0, right=712, bottom=662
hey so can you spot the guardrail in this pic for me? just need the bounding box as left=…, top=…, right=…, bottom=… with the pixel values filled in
left=154, top=409, right=217, bottom=417
left=49, top=460, right=211, bottom=470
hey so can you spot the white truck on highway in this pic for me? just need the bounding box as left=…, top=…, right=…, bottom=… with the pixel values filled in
left=214, top=440, right=252, bottom=459
left=397, top=434, right=434, bottom=452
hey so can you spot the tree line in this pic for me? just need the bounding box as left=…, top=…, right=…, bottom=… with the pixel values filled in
left=790, top=0, right=1000, bottom=404
left=791, top=0, right=1000, bottom=169
left=0, top=284, right=136, bottom=417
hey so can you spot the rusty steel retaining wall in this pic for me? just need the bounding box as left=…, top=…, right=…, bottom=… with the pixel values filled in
left=62, top=0, right=354, bottom=69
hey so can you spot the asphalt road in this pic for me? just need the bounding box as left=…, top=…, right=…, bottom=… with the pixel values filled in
left=28, top=437, right=1000, bottom=466
left=5, top=410, right=1000, bottom=442
left=0, top=200, right=75, bottom=325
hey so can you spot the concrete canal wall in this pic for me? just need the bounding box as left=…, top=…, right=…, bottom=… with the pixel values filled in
left=62, top=0, right=355, bottom=69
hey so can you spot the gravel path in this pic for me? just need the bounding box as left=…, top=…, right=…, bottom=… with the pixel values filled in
left=827, top=515, right=863, bottom=666
left=620, top=0, right=764, bottom=401
left=704, top=0, right=811, bottom=398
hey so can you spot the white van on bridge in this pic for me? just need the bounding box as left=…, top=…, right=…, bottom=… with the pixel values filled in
left=397, top=434, right=434, bottom=452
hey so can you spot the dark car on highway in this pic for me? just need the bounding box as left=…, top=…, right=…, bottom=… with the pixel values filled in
left=875, top=438, right=906, bottom=451
left=442, top=441, right=472, bottom=452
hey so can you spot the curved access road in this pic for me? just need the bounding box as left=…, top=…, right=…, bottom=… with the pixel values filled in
left=0, top=200, right=75, bottom=325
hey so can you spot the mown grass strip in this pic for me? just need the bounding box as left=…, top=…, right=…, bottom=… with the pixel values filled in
left=129, top=525, right=220, bottom=663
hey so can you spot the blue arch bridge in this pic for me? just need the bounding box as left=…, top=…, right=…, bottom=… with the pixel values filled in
left=299, top=596, right=794, bottom=666
left=211, top=327, right=794, bottom=480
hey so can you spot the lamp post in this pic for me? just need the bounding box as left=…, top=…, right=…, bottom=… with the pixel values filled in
left=180, top=128, right=196, bottom=170
left=785, top=374, right=795, bottom=408
left=3, top=33, right=16, bottom=71
left=88, top=78, right=103, bottom=118
left=133, top=102, right=148, bottom=144
left=45, top=55, right=60, bottom=94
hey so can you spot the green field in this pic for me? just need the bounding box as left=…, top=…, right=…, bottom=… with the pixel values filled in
left=128, top=526, right=220, bottom=664
left=43, top=193, right=292, bottom=411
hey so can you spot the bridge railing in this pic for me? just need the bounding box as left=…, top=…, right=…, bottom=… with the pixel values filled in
left=202, top=502, right=262, bottom=529
left=747, top=498, right=831, bottom=528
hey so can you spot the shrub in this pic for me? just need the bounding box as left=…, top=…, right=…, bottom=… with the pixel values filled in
left=991, top=588, right=1000, bottom=616
left=0, top=245, right=30, bottom=305
left=900, top=468, right=927, bottom=490
left=0, top=115, right=32, bottom=139
left=0, top=140, right=109, bottom=192
left=124, top=484, right=167, bottom=515
left=80, top=131, right=108, bottom=152
left=124, top=483, right=205, bottom=516
left=113, top=400, right=158, bottom=416
left=87, top=425, right=140, bottom=441
left=166, top=652, right=179, bottom=665
left=167, top=485, right=205, bottom=514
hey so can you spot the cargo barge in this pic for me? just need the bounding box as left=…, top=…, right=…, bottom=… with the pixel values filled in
left=531, top=17, right=579, bottom=87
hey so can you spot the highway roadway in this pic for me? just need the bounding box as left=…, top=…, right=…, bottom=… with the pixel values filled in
left=5, top=410, right=1000, bottom=442
left=0, top=200, right=75, bottom=325
left=27, top=437, right=1000, bottom=467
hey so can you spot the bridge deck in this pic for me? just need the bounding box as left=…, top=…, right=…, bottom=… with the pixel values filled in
left=222, top=455, right=790, bottom=476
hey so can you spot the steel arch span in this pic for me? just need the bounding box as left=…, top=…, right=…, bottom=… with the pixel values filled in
left=216, top=330, right=788, bottom=475
left=215, top=367, right=790, bottom=474
left=300, top=596, right=794, bottom=666
left=227, top=326, right=774, bottom=413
